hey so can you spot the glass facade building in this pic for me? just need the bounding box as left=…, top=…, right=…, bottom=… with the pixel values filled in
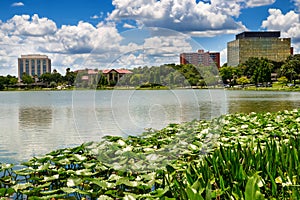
left=227, top=31, right=292, bottom=66
left=18, top=54, right=51, bottom=82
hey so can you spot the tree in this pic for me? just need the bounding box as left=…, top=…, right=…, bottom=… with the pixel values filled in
left=243, top=57, right=273, bottom=85
left=64, top=68, right=76, bottom=86
left=219, top=66, right=237, bottom=84
left=168, top=73, right=174, bottom=86
left=154, top=72, right=160, bottom=84
left=0, top=76, right=6, bottom=90
left=51, top=72, right=62, bottom=84
left=40, top=72, right=52, bottom=86
left=277, top=76, right=288, bottom=87
left=130, top=74, right=140, bottom=86
left=237, top=76, right=250, bottom=87
left=6, top=75, right=18, bottom=85
left=21, top=73, right=34, bottom=84
left=280, top=55, right=300, bottom=84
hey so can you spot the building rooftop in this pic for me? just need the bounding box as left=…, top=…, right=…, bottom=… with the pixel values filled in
left=20, top=54, right=49, bottom=59
left=102, top=69, right=132, bottom=74
left=236, top=31, right=281, bottom=40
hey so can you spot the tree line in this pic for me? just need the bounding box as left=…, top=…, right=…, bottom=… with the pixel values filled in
left=114, top=64, right=219, bottom=88
left=0, top=68, right=77, bottom=90
left=2, top=55, right=298, bottom=90
left=219, top=55, right=300, bottom=87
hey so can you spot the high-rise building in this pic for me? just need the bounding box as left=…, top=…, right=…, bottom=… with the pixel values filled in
left=18, top=54, right=51, bottom=82
left=180, top=50, right=220, bottom=68
left=227, top=31, right=292, bottom=66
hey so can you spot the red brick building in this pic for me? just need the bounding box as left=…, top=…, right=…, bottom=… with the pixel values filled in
left=180, top=49, right=220, bottom=69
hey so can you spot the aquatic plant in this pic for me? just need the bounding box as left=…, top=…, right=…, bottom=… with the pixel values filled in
left=1, top=109, right=300, bottom=199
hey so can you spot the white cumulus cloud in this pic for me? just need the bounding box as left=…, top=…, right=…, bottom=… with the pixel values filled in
left=1, top=14, right=57, bottom=36
left=108, top=0, right=247, bottom=37
left=0, top=14, right=198, bottom=75
left=261, top=9, right=300, bottom=52
left=246, top=0, right=275, bottom=8
left=123, top=23, right=136, bottom=29
left=11, top=2, right=24, bottom=7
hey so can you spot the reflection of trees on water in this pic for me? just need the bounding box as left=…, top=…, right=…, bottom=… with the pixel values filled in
left=228, top=100, right=300, bottom=114
left=19, top=107, right=52, bottom=130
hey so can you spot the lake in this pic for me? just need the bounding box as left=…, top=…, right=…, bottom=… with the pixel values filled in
left=1, top=89, right=300, bottom=164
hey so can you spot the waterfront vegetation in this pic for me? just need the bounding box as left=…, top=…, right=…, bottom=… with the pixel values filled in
left=1, top=109, right=300, bottom=199
left=0, top=54, right=300, bottom=91
left=220, top=55, right=300, bottom=87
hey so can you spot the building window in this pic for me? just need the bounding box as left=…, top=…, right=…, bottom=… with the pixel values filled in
left=25, top=59, right=29, bottom=75
left=37, top=60, right=41, bottom=76
left=42, top=59, right=47, bottom=73
left=31, top=59, right=35, bottom=76
left=19, top=60, right=24, bottom=78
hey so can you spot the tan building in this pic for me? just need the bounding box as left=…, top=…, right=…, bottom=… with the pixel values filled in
left=18, top=54, right=51, bottom=82
left=227, top=31, right=293, bottom=66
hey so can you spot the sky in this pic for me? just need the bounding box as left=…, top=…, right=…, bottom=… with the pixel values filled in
left=0, top=0, right=299, bottom=76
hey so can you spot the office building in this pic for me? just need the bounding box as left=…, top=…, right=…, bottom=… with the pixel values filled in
left=227, top=31, right=292, bottom=66
left=18, top=54, right=51, bottom=82
left=180, top=50, right=220, bottom=68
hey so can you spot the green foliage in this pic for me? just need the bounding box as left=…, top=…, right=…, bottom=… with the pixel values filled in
left=277, top=76, right=288, bottom=86
left=219, top=66, right=240, bottom=84
left=237, top=76, right=250, bottom=86
left=0, top=75, right=17, bottom=90
left=21, top=73, right=34, bottom=84
left=280, top=55, right=300, bottom=84
left=220, top=56, right=300, bottom=87
left=1, top=110, right=300, bottom=199
left=116, top=64, right=218, bottom=88
left=243, top=57, right=273, bottom=85
left=245, top=173, right=265, bottom=200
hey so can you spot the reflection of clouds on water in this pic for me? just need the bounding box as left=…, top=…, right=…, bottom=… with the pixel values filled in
left=109, top=90, right=201, bottom=136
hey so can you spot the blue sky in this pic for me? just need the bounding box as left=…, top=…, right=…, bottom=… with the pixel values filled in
left=0, top=0, right=298, bottom=75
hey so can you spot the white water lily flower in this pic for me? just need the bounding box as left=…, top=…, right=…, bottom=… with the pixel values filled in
left=188, top=144, right=198, bottom=151
left=264, top=126, right=274, bottom=131
left=275, top=116, right=283, bottom=122
left=144, top=147, right=153, bottom=152
left=257, top=178, right=264, bottom=187
left=251, top=129, right=259, bottom=134
left=67, top=178, right=76, bottom=187
left=146, top=154, right=159, bottom=161
left=241, top=116, right=247, bottom=121
left=117, top=140, right=126, bottom=146
left=200, top=128, right=209, bottom=134
left=250, top=116, right=257, bottom=122
left=123, top=146, right=132, bottom=152
left=241, top=124, right=248, bottom=129
left=280, top=128, right=288, bottom=134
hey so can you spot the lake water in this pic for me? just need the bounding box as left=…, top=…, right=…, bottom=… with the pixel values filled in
left=1, top=89, right=300, bottom=164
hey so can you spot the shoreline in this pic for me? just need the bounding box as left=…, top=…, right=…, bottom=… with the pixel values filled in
left=2, top=84, right=300, bottom=92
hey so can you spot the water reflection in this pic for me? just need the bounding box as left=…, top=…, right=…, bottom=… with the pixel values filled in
left=1, top=90, right=300, bottom=164
left=19, top=107, right=52, bottom=130
left=227, top=91, right=300, bottom=114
